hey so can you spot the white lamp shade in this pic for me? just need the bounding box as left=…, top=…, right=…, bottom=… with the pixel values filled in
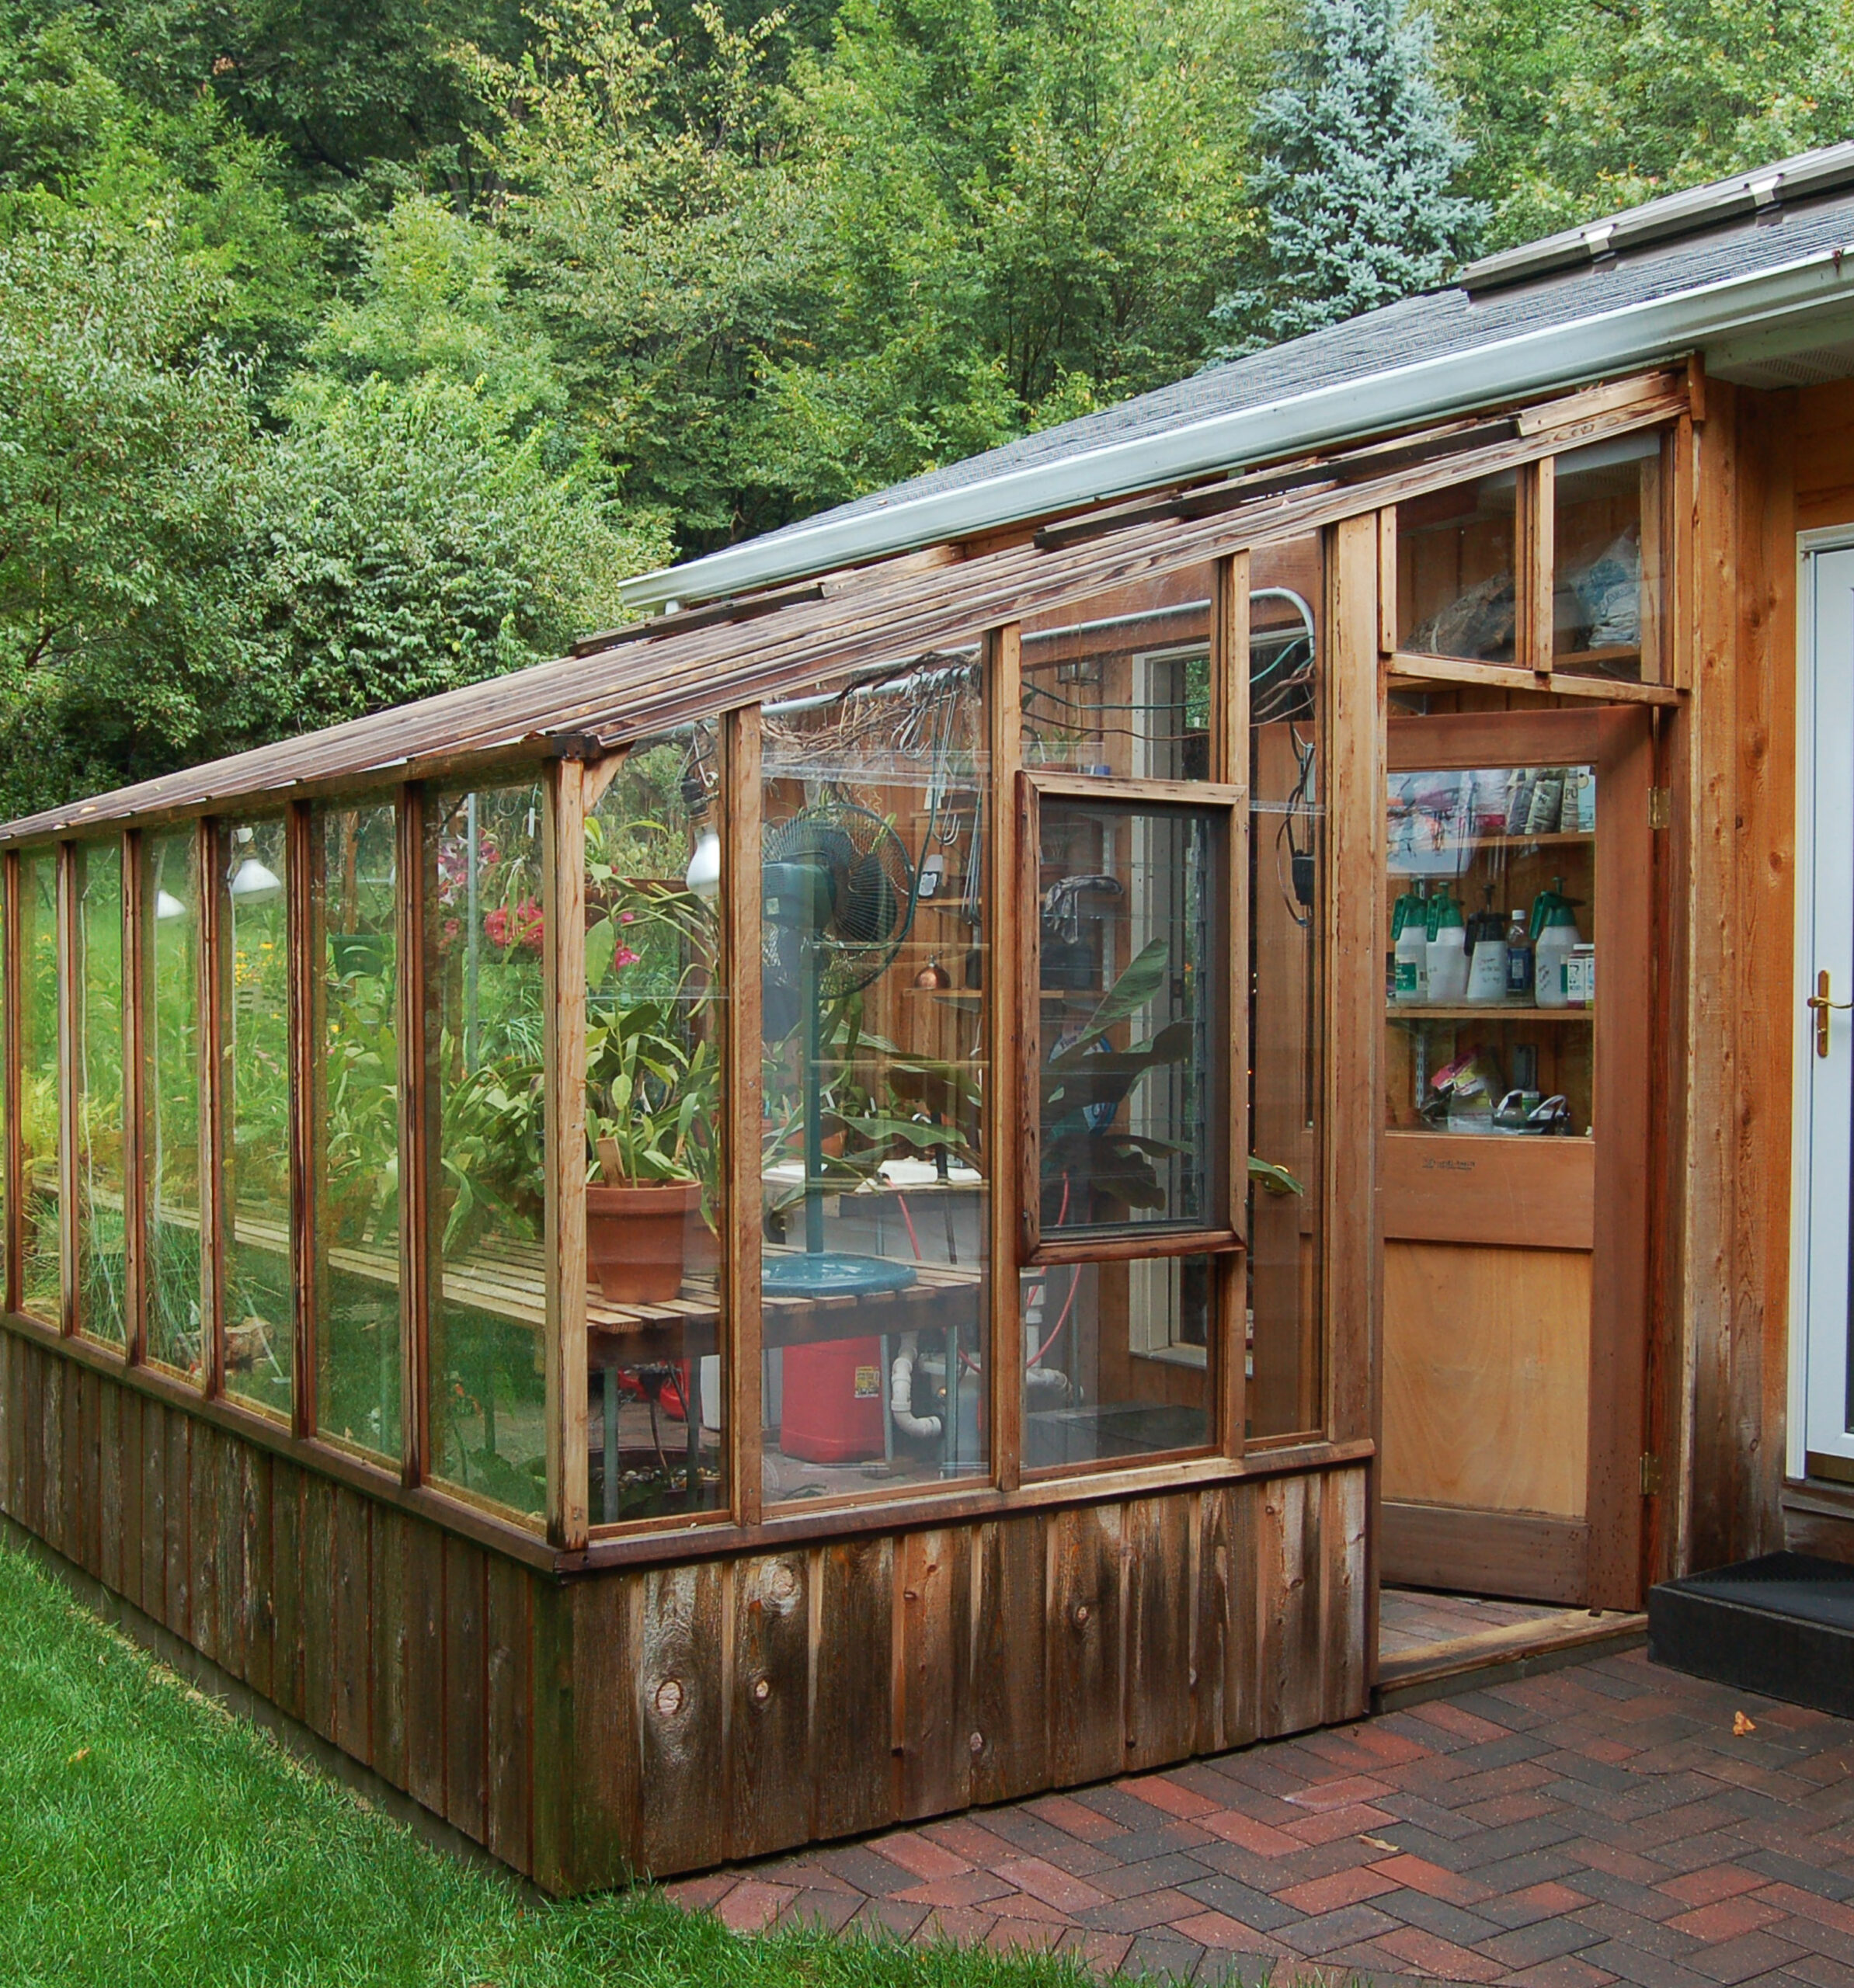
left=685, top=827, right=722, bottom=902
left=228, top=857, right=283, bottom=906
left=155, top=890, right=189, bottom=922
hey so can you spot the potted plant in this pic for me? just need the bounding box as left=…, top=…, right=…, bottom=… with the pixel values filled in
left=584, top=874, right=722, bottom=1304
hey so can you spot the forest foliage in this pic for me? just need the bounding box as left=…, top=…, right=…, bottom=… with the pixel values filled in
left=0, top=0, right=1847, bottom=815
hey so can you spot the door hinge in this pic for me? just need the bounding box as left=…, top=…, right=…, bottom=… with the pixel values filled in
left=1648, top=787, right=1671, bottom=830
left=1640, top=1451, right=1663, bottom=1496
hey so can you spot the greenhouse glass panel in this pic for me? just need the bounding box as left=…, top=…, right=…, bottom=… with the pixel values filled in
left=144, top=831, right=203, bottom=1375
left=426, top=784, right=547, bottom=1517
left=75, top=842, right=127, bottom=1347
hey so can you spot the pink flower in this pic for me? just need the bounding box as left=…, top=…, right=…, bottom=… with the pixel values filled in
left=613, top=945, right=641, bottom=970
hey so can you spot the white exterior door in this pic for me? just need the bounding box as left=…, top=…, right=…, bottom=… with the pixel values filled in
left=1794, top=540, right=1854, bottom=1479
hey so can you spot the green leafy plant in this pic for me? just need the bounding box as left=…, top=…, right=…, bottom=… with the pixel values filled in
left=583, top=865, right=722, bottom=1197
left=1041, top=938, right=1305, bottom=1225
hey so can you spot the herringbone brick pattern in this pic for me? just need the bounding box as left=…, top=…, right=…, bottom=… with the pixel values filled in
left=666, top=1650, right=1854, bottom=1983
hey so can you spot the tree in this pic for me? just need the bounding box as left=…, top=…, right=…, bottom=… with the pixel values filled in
left=1210, top=0, right=1484, bottom=353
left=1432, top=0, right=1854, bottom=250
left=246, top=370, right=665, bottom=735
left=0, top=217, right=266, bottom=816
left=764, top=0, right=1271, bottom=509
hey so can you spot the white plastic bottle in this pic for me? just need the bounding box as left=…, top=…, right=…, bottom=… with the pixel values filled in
left=1394, top=890, right=1430, bottom=1004
left=1535, top=901, right=1580, bottom=1008
left=1426, top=893, right=1470, bottom=1005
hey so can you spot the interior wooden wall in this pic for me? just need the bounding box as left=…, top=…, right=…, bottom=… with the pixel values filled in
left=0, top=1320, right=1368, bottom=1889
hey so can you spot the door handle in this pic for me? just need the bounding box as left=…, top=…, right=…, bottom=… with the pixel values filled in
left=1808, top=969, right=1853, bottom=1058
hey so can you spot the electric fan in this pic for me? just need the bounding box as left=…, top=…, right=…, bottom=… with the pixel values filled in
left=762, top=800, right=918, bottom=1299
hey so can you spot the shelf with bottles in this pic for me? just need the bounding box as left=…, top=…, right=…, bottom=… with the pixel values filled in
left=1388, top=1005, right=1592, bottom=1024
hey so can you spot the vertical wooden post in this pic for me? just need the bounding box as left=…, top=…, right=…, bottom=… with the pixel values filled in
left=1638, top=439, right=1668, bottom=685
left=1522, top=457, right=1557, bottom=678
left=1376, top=510, right=1399, bottom=658
left=122, top=829, right=147, bottom=1366
left=397, top=785, right=429, bottom=1487
left=725, top=707, right=765, bottom=1528
left=544, top=756, right=590, bottom=1550
left=986, top=624, right=1024, bottom=1493
left=198, top=819, right=226, bottom=1400
left=1671, top=411, right=1697, bottom=692
left=4, top=849, right=19, bottom=1319
left=1212, top=554, right=1250, bottom=1460
left=1324, top=516, right=1383, bottom=1448
left=56, top=842, right=77, bottom=1338
left=1327, top=515, right=1383, bottom=1679
left=287, top=802, right=317, bottom=1438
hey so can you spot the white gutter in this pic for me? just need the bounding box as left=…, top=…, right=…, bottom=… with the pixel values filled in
left=621, top=240, right=1854, bottom=613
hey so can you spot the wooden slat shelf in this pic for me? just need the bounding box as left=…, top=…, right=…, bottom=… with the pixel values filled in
left=1391, top=830, right=1592, bottom=856
left=116, top=1190, right=979, bottom=1366
left=1386, top=1005, right=1593, bottom=1023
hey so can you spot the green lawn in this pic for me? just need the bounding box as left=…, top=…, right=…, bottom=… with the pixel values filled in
left=0, top=1541, right=1090, bottom=1988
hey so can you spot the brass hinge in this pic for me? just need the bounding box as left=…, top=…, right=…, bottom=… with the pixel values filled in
left=1640, top=1451, right=1663, bottom=1496
left=1648, top=787, right=1671, bottom=831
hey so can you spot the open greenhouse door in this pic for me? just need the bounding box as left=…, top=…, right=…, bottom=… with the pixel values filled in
left=1379, top=704, right=1653, bottom=1611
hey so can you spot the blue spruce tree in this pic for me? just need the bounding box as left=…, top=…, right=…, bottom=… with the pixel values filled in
left=1212, top=0, right=1486, bottom=354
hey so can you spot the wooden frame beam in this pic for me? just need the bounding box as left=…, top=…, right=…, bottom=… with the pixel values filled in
left=724, top=706, right=765, bottom=1529
left=56, top=841, right=76, bottom=1338
left=198, top=818, right=226, bottom=1400
left=122, top=829, right=147, bottom=1367
left=397, top=784, right=429, bottom=1488
left=544, top=757, right=590, bottom=1550
left=1213, top=554, right=1250, bottom=1461
left=988, top=625, right=1025, bottom=1494
left=2, top=850, right=17, bottom=1321
left=287, top=801, right=316, bottom=1439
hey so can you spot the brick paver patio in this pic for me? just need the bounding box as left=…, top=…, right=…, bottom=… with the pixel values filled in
left=667, top=1648, right=1854, bottom=1984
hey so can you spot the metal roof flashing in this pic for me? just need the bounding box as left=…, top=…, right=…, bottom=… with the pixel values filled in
left=620, top=223, right=1854, bottom=615
left=1459, top=144, right=1854, bottom=294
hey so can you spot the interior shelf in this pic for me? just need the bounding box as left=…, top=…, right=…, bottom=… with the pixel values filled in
left=1387, top=1006, right=1594, bottom=1023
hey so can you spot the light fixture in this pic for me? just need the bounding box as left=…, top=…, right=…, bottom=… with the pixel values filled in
left=155, top=890, right=188, bottom=921
left=228, top=857, right=283, bottom=906
left=685, top=828, right=722, bottom=903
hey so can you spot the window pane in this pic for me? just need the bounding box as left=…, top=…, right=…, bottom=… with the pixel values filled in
left=761, top=652, right=990, bottom=1500
left=583, top=733, right=727, bottom=1526
left=75, top=843, right=126, bottom=1347
left=1023, top=1255, right=1214, bottom=1468
left=1036, top=795, right=1226, bottom=1241
left=1385, top=761, right=1596, bottom=1136
left=19, top=850, right=60, bottom=1321
left=1248, top=538, right=1324, bottom=1440
left=1397, top=472, right=1518, bottom=662
left=222, top=818, right=293, bottom=1418
left=1553, top=435, right=1663, bottom=682
left=144, top=832, right=203, bottom=1376
left=1023, top=565, right=1216, bottom=779
left=313, top=802, right=401, bottom=1462
left=426, top=785, right=547, bottom=1517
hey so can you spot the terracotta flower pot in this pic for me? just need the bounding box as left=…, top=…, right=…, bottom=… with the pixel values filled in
left=586, top=1180, right=703, bottom=1304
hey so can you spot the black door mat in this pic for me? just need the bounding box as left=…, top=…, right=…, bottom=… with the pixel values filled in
left=1649, top=1551, right=1854, bottom=1717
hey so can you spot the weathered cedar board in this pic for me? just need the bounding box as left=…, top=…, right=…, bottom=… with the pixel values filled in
left=444, top=1532, right=488, bottom=1845
left=729, top=1552, right=810, bottom=1857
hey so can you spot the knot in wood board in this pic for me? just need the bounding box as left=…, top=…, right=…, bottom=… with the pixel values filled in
left=752, top=1676, right=771, bottom=1704
left=653, top=1676, right=686, bottom=1718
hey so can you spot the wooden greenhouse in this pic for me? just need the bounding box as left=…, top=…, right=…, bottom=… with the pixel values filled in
left=10, top=144, right=1854, bottom=1885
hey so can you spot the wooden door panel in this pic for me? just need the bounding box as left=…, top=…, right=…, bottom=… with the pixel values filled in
left=1384, top=1135, right=1594, bottom=1249
left=1383, top=1241, right=1591, bottom=1516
